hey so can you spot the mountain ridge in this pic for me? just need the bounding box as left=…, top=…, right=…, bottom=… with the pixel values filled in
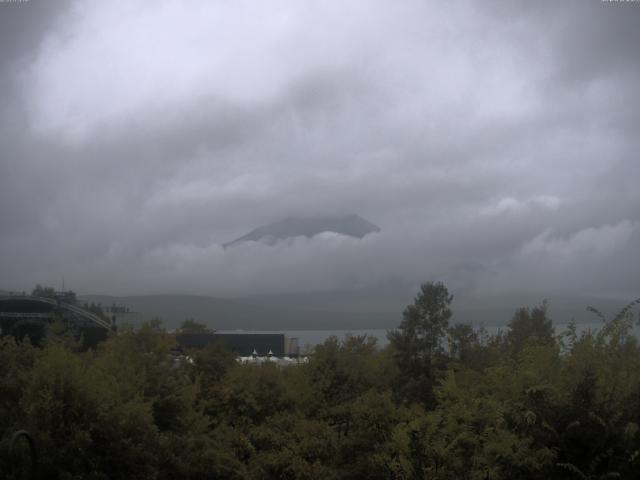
left=75, top=291, right=632, bottom=332
left=78, top=293, right=393, bottom=331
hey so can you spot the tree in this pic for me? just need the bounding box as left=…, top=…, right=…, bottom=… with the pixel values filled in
left=388, top=281, right=453, bottom=406
left=507, top=302, right=554, bottom=352
left=447, top=323, right=478, bottom=365
left=31, top=284, right=56, bottom=298
left=249, top=413, right=339, bottom=480
left=177, top=318, right=213, bottom=334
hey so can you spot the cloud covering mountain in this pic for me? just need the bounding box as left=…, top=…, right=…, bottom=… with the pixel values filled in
left=223, top=214, right=380, bottom=247
left=0, top=1, right=639, bottom=302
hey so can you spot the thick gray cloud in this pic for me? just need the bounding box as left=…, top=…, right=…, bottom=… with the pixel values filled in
left=1, top=0, right=639, bottom=300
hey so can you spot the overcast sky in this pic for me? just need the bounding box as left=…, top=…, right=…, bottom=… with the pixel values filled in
left=1, top=0, right=639, bottom=299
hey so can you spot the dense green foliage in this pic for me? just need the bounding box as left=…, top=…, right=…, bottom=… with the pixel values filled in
left=388, top=282, right=453, bottom=407
left=1, top=283, right=640, bottom=479
left=178, top=319, right=214, bottom=334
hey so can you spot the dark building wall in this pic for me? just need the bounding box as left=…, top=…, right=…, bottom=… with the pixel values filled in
left=0, top=298, right=55, bottom=313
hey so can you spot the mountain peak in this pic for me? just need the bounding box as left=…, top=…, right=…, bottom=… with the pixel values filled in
left=223, top=214, right=380, bottom=248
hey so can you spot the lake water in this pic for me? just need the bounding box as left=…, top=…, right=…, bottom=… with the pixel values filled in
left=220, top=321, right=640, bottom=351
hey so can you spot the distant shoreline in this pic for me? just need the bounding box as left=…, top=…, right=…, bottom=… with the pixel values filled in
left=218, top=322, right=640, bottom=349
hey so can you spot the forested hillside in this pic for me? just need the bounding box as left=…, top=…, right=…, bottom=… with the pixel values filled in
left=1, top=283, right=640, bottom=479
left=78, top=291, right=630, bottom=331
left=77, top=294, right=392, bottom=331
